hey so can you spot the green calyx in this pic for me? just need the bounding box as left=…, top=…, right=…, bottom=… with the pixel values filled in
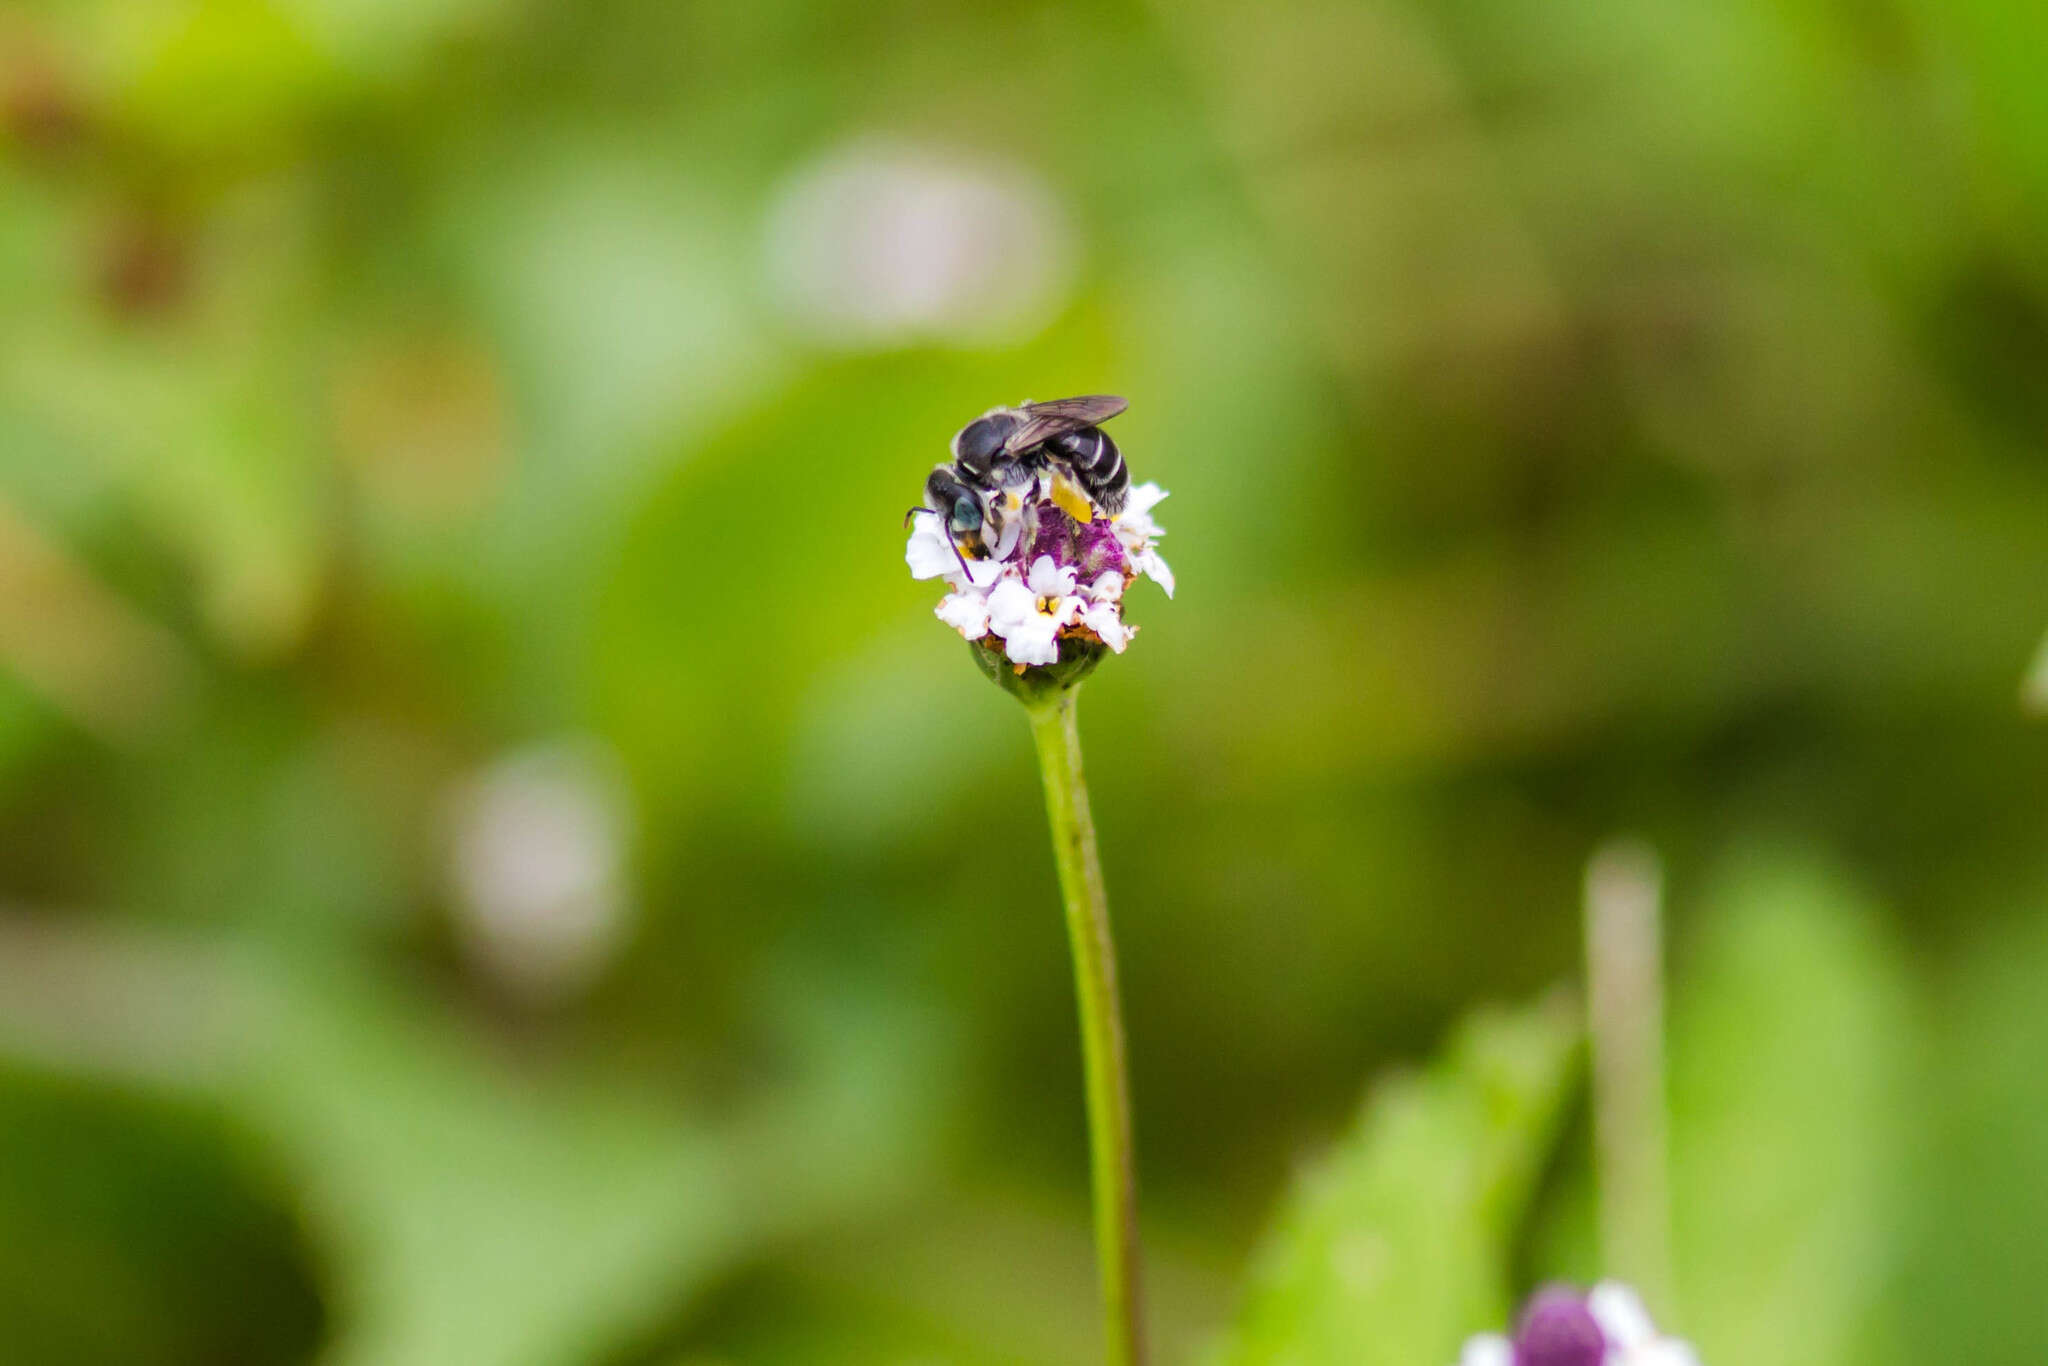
left=970, top=635, right=1107, bottom=708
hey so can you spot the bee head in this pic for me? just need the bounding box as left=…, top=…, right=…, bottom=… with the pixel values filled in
left=925, top=467, right=984, bottom=537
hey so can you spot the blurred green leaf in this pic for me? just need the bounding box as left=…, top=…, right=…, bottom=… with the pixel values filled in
left=0, top=924, right=945, bottom=1366
left=0, top=1064, right=322, bottom=1366
left=229, top=958, right=735, bottom=1366
left=1211, top=991, right=1581, bottom=1366
left=1894, top=906, right=2048, bottom=1366
left=1667, top=850, right=1916, bottom=1366
left=117, top=0, right=343, bottom=158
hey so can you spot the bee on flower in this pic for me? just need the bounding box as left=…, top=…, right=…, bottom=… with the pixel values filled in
left=1458, top=1282, right=1701, bottom=1366
left=905, top=395, right=1171, bottom=676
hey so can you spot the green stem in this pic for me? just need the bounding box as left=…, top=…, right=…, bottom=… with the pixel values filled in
left=1028, top=690, right=1146, bottom=1366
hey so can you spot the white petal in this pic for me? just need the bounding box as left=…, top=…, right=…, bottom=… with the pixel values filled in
left=905, top=524, right=958, bottom=579
left=1115, top=484, right=1168, bottom=551
left=1002, top=616, right=1062, bottom=666
left=1082, top=601, right=1133, bottom=652
left=1087, top=570, right=1125, bottom=602
left=1007, top=637, right=1060, bottom=667
left=986, top=579, right=1037, bottom=634
left=1456, top=1334, right=1512, bottom=1366
left=1026, top=555, right=1076, bottom=597
left=963, top=554, right=1006, bottom=589
left=934, top=590, right=991, bottom=639
left=1123, top=482, right=1169, bottom=519
left=1136, top=550, right=1175, bottom=599
left=1588, top=1283, right=1656, bottom=1350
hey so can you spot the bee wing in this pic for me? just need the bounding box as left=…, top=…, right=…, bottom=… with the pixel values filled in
left=1002, top=395, right=1127, bottom=454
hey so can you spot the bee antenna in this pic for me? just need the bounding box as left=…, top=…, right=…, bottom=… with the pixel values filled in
left=904, top=505, right=929, bottom=527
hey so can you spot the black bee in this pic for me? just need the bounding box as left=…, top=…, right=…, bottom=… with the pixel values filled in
left=908, top=396, right=1131, bottom=567
left=953, top=395, right=1130, bottom=517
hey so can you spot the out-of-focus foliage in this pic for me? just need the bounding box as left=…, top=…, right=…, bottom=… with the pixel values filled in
left=2, top=0, right=2048, bottom=1360
left=1898, top=908, right=2048, bottom=1366
left=0, top=923, right=947, bottom=1366
left=1214, top=993, right=1580, bottom=1366
left=1663, top=853, right=1915, bottom=1366
left=1211, top=849, right=1931, bottom=1365
left=1286, top=848, right=1923, bottom=1365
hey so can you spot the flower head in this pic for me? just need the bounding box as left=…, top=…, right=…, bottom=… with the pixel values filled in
left=907, top=465, right=1171, bottom=695
left=1456, top=1283, right=1700, bottom=1366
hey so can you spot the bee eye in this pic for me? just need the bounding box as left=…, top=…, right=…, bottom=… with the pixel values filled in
left=951, top=496, right=981, bottom=531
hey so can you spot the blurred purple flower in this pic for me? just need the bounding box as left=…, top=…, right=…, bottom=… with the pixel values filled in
left=1457, top=1282, right=1700, bottom=1366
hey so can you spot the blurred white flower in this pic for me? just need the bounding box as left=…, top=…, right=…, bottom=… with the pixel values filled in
left=1587, top=1282, right=1658, bottom=1351
left=1459, top=1335, right=1513, bottom=1366
left=765, top=138, right=1075, bottom=349
left=448, top=741, right=631, bottom=1004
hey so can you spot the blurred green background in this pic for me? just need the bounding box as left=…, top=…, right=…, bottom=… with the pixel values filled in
left=2, top=0, right=2046, bottom=1363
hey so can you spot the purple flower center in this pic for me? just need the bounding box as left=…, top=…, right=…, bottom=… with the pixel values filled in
left=1016, top=498, right=1127, bottom=582
left=1514, top=1287, right=1608, bottom=1366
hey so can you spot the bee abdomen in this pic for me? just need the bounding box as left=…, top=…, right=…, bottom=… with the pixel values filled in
left=1045, top=427, right=1128, bottom=515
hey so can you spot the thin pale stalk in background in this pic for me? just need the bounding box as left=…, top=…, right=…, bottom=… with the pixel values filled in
left=1584, top=837, right=1674, bottom=1317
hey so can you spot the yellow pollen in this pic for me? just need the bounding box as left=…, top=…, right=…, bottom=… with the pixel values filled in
left=1050, top=477, right=1095, bottom=524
